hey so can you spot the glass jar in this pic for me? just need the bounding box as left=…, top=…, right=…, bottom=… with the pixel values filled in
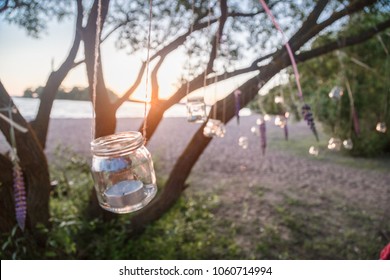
left=376, top=122, right=387, bottom=133
left=327, top=137, right=342, bottom=151
left=203, top=119, right=226, bottom=138
left=328, top=86, right=343, bottom=99
left=187, top=96, right=207, bottom=123
left=90, top=131, right=157, bottom=214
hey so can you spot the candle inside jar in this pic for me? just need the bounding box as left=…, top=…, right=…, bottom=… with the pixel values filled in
left=104, top=180, right=145, bottom=209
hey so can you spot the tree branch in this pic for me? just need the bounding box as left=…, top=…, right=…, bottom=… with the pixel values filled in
left=296, top=18, right=390, bottom=63
left=291, top=0, right=379, bottom=50
left=114, top=61, right=146, bottom=109
left=30, top=0, right=84, bottom=148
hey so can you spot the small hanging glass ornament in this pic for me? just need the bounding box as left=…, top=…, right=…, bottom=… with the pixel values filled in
left=309, top=146, right=319, bottom=156
left=327, top=137, right=342, bottom=151
left=90, top=131, right=157, bottom=214
left=186, top=96, right=207, bottom=123
left=203, top=119, right=226, bottom=138
left=274, top=96, right=284, bottom=104
left=251, top=126, right=259, bottom=136
left=274, top=115, right=287, bottom=128
left=343, top=139, right=353, bottom=150
left=234, top=90, right=241, bottom=125
left=238, top=136, right=248, bottom=149
left=328, top=86, right=344, bottom=99
left=376, top=122, right=387, bottom=133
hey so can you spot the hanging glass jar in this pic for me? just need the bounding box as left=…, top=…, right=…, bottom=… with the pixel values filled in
left=238, top=136, right=248, bottom=149
left=309, top=146, right=319, bottom=156
left=343, top=139, right=353, bottom=150
left=203, top=119, right=226, bottom=138
left=327, top=137, right=342, bottom=151
left=376, top=122, right=387, bottom=133
left=328, top=86, right=344, bottom=99
left=90, top=131, right=157, bottom=214
left=274, top=115, right=287, bottom=128
left=186, top=96, right=207, bottom=123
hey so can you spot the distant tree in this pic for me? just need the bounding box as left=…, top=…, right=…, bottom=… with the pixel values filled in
left=0, top=0, right=389, bottom=253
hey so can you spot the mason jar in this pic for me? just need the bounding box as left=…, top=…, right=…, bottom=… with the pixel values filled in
left=203, top=118, right=226, bottom=138
left=90, top=131, right=157, bottom=214
left=186, top=96, right=207, bottom=123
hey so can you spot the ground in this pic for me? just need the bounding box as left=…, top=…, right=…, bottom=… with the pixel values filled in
left=40, top=115, right=390, bottom=259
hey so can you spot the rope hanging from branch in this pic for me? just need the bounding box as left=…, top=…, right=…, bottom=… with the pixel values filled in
left=258, top=0, right=319, bottom=142
left=91, top=0, right=102, bottom=139
left=142, top=0, right=153, bottom=141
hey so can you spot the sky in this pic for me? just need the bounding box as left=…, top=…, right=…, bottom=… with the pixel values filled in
left=0, top=4, right=277, bottom=104
left=0, top=12, right=189, bottom=100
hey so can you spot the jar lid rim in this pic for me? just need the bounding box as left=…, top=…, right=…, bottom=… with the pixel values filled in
left=91, top=131, right=144, bottom=156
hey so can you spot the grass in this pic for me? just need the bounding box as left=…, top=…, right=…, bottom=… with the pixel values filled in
left=1, top=146, right=389, bottom=259
left=269, top=129, right=390, bottom=172
left=252, top=192, right=389, bottom=260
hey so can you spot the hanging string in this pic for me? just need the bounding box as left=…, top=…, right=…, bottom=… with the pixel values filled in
left=258, top=0, right=318, bottom=141
left=345, top=78, right=360, bottom=136
left=213, top=75, right=218, bottom=119
left=91, top=0, right=102, bottom=140
left=213, top=14, right=223, bottom=120
left=222, top=72, right=227, bottom=123
left=337, top=51, right=360, bottom=136
left=185, top=0, right=195, bottom=99
left=0, top=109, right=27, bottom=133
left=258, top=0, right=303, bottom=100
left=203, top=0, right=212, bottom=93
left=142, top=0, right=153, bottom=141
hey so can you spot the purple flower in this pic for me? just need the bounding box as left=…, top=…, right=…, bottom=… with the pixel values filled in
left=301, top=104, right=319, bottom=142
left=284, top=123, right=288, bottom=141
left=13, top=163, right=26, bottom=231
left=259, top=121, right=266, bottom=155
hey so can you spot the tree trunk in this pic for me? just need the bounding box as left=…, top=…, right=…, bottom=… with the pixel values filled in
left=0, top=82, right=51, bottom=236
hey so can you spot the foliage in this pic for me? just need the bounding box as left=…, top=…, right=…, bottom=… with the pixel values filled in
left=250, top=11, right=390, bottom=157
left=23, top=86, right=118, bottom=102
left=0, top=0, right=72, bottom=38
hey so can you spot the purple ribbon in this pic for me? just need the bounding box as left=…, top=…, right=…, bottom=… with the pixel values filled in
left=284, top=123, right=288, bottom=141
left=259, top=121, right=267, bottom=155
left=352, top=108, right=360, bottom=136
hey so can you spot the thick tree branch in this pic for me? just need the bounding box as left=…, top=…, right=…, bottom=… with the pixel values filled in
left=296, top=18, right=390, bottom=63
left=291, top=0, right=379, bottom=50
left=288, top=0, right=329, bottom=44
left=114, top=61, right=146, bottom=109
left=30, top=0, right=83, bottom=148
left=151, top=57, right=165, bottom=102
